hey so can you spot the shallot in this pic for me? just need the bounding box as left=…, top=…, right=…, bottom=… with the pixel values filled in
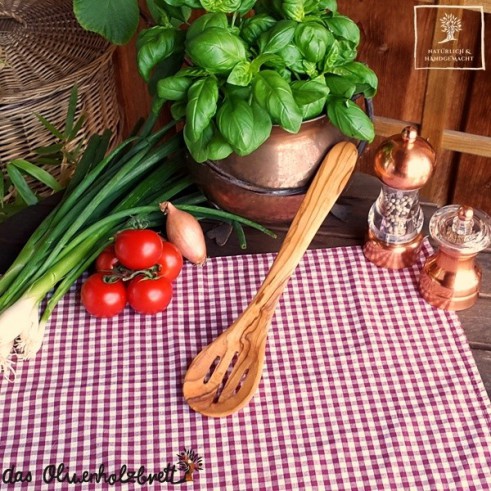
left=160, top=201, right=207, bottom=266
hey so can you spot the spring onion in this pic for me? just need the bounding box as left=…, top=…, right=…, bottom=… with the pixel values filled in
left=0, top=120, right=275, bottom=378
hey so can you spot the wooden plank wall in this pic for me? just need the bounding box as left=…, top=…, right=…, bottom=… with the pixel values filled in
left=337, top=0, right=490, bottom=214
left=112, top=1, right=491, bottom=214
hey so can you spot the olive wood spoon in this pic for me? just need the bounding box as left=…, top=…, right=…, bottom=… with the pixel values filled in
left=183, top=141, right=358, bottom=417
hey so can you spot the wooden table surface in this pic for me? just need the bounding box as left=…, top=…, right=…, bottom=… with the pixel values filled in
left=1, top=172, right=490, bottom=398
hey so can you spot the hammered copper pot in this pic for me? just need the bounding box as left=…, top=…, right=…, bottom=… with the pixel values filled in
left=186, top=115, right=360, bottom=224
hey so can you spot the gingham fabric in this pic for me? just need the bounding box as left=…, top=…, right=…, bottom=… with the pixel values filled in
left=1, top=243, right=491, bottom=490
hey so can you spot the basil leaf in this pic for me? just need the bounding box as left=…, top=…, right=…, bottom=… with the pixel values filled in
left=175, top=66, right=209, bottom=77
left=249, top=101, right=273, bottom=152
left=291, top=78, right=330, bottom=106
left=157, top=75, right=193, bottom=101
left=294, top=22, right=333, bottom=63
left=207, top=126, right=234, bottom=160
left=324, top=75, right=356, bottom=98
left=300, top=97, right=326, bottom=120
left=325, top=14, right=360, bottom=45
left=282, top=0, right=305, bottom=21
left=327, top=98, right=374, bottom=142
left=186, top=12, right=228, bottom=41
left=170, top=101, right=187, bottom=120
left=227, top=61, right=254, bottom=86
left=225, top=84, right=252, bottom=100
left=186, top=27, right=247, bottom=74
left=186, top=77, right=219, bottom=141
left=238, top=0, right=257, bottom=14
left=253, top=70, right=302, bottom=133
left=217, top=98, right=254, bottom=156
left=200, top=0, right=242, bottom=13
left=258, top=20, right=296, bottom=54
left=305, top=0, right=337, bottom=13
left=183, top=0, right=202, bottom=7
left=137, top=27, right=183, bottom=81
left=278, top=44, right=308, bottom=75
left=330, top=61, right=378, bottom=97
left=240, top=14, right=276, bottom=46
left=184, top=122, right=214, bottom=163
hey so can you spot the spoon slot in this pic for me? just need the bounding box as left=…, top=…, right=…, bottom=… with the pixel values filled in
left=203, top=355, right=221, bottom=384
left=212, top=351, right=240, bottom=403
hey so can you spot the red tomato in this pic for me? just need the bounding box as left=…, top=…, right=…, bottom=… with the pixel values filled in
left=156, top=240, right=183, bottom=281
left=127, top=275, right=173, bottom=315
left=95, top=245, right=119, bottom=272
left=81, top=273, right=127, bottom=318
left=114, top=229, right=163, bottom=270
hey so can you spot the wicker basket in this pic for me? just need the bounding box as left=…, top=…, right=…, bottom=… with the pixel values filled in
left=0, top=0, right=122, bottom=201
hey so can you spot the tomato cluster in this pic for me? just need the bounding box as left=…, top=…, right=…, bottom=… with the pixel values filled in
left=81, top=229, right=183, bottom=318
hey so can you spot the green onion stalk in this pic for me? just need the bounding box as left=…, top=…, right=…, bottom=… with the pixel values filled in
left=0, top=120, right=275, bottom=379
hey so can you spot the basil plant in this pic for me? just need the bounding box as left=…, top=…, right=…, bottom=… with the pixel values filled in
left=77, top=0, right=378, bottom=163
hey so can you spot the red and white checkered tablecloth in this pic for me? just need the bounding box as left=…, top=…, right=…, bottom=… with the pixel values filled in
left=1, top=243, right=491, bottom=490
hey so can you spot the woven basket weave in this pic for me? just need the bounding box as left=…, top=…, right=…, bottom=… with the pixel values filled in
left=0, top=0, right=122, bottom=201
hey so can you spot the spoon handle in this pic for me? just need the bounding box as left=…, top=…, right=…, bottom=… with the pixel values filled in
left=253, top=141, right=358, bottom=310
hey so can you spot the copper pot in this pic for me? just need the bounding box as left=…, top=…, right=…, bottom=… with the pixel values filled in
left=186, top=113, right=365, bottom=224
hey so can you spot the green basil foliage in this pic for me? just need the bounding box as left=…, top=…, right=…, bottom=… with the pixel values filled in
left=132, top=0, right=377, bottom=162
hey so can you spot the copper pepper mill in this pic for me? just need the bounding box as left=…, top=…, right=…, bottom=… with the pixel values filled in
left=419, top=205, right=491, bottom=311
left=363, top=126, right=436, bottom=269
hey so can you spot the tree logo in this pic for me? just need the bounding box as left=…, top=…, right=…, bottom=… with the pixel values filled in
left=439, top=13, right=462, bottom=44
left=176, top=449, right=203, bottom=482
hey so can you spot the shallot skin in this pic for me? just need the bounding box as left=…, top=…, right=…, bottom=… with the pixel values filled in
left=160, top=202, right=207, bottom=266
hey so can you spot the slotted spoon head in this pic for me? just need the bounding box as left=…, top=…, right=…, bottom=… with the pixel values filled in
left=183, top=313, right=270, bottom=417
left=183, top=141, right=359, bottom=417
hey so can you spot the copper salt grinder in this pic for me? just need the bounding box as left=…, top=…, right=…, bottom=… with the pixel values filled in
left=419, top=205, right=491, bottom=311
left=363, top=126, right=436, bottom=269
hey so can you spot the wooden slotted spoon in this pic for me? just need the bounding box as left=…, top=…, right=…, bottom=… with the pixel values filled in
left=183, top=141, right=358, bottom=417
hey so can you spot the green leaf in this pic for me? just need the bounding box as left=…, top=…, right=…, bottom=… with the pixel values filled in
left=300, top=97, right=326, bottom=120
left=227, top=61, right=254, bottom=86
left=324, top=75, right=356, bottom=98
left=137, top=27, right=183, bottom=81
left=258, top=20, right=296, bottom=54
left=252, top=70, right=302, bottom=133
left=249, top=101, right=273, bottom=151
left=33, top=143, right=64, bottom=156
left=199, top=0, right=241, bottom=13
left=278, top=44, right=305, bottom=73
left=330, top=61, right=378, bottom=97
left=185, top=77, right=219, bottom=141
left=186, top=12, right=228, bottom=41
left=170, top=101, right=187, bottom=120
left=64, top=86, right=79, bottom=138
left=327, top=98, right=374, bottom=142
left=240, top=14, right=276, bottom=46
left=291, top=78, right=330, bottom=106
left=207, top=126, right=234, bottom=160
left=157, top=75, right=193, bottom=100
left=294, top=22, right=333, bottom=63
left=9, top=159, right=63, bottom=192
left=67, top=113, right=87, bottom=141
left=217, top=98, right=254, bottom=156
left=324, top=14, right=360, bottom=45
left=305, top=0, right=337, bottom=13
left=6, top=163, right=38, bottom=206
left=237, top=0, right=257, bottom=14
left=185, top=27, right=247, bottom=74
left=282, top=0, right=305, bottom=21
left=73, top=0, right=139, bottom=45
left=147, top=51, right=185, bottom=97
left=184, top=122, right=214, bottom=163
left=34, top=113, right=64, bottom=140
